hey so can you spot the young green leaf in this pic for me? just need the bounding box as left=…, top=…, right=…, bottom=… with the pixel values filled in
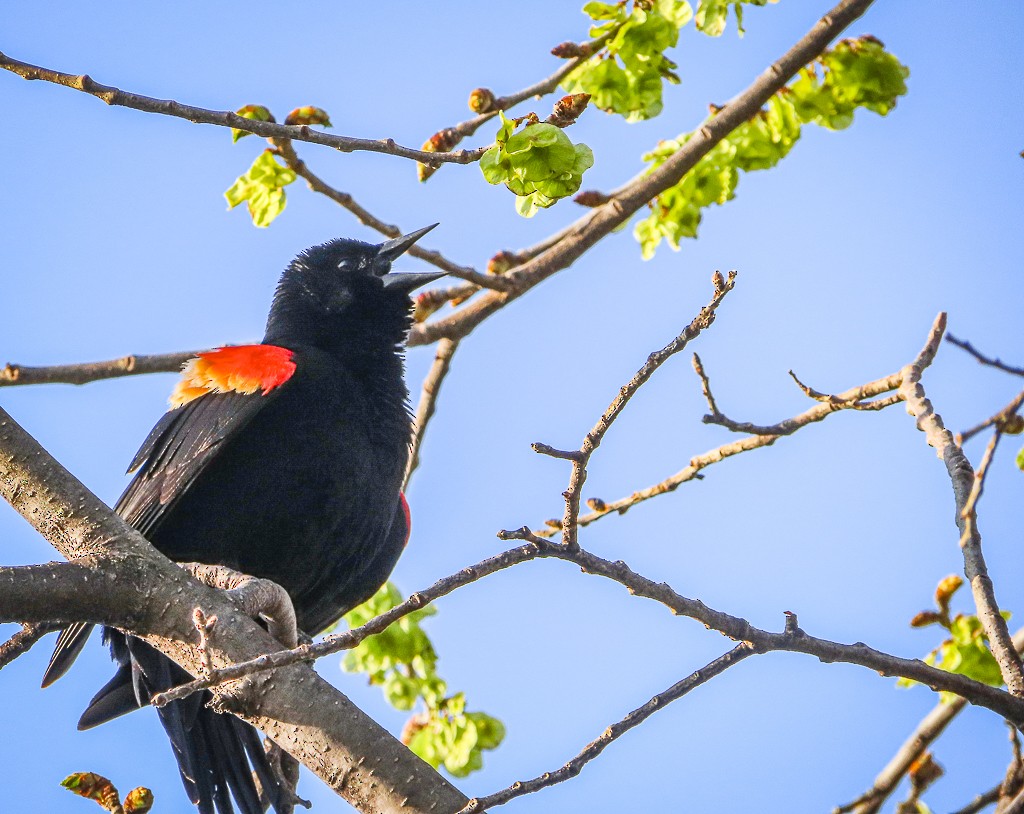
left=224, top=150, right=296, bottom=228
left=231, top=104, right=274, bottom=143
left=342, top=583, right=505, bottom=776
left=480, top=113, right=594, bottom=217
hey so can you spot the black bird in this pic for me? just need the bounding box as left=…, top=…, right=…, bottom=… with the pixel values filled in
left=42, top=225, right=443, bottom=814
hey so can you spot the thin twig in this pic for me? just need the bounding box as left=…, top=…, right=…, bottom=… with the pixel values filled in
left=899, top=330, right=1024, bottom=697
left=456, top=643, right=759, bottom=813
left=405, top=338, right=460, bottom=489
left=0, top=622, right=55, bottom=670
left=957, top=388, right=1024, bottom=446
left=544, top=271, right=735, bottom=552
left=537, top=313, right=947, bottom=538
left=271, top=139, right=506, bottom=291
left=1, top=350, right=198, bottom=388
left=0, top=51, right=485, bottom=167
left=951, top=784, right=1002, bottom=814
left=420, top=31, right=613, bottom=162
left=947, top=334, right=1024, bottom=377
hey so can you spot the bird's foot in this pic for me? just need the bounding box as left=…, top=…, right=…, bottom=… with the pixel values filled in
left=180, top=563, right=299, bottom=649
left=260, top=737, right=310, bottom=814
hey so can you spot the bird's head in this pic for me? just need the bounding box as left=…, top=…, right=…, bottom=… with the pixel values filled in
left=263, top=224, right=443, bottom=354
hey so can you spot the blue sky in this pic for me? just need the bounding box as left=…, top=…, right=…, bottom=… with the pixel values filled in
left=2, top=2, right=1023, bottom=812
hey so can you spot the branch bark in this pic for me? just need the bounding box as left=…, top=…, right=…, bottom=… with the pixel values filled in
left=0, top=405, right=469, bottom=814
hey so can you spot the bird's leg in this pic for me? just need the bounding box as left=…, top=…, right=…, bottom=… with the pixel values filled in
left=180, top=563, right=298, bottom=648
left=260, top=737, right=308, bottom=814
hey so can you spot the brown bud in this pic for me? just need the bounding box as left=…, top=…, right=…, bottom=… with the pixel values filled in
left=544, top=518, right=563, bottom=530
left=908, top=752, right=943, bottom=793
left=551, top=41, right=584, bottom=59
left=574, top=190, right=610, bottom=208
left=547, top=93, right=591, bottom=127
left=124, top=787, right=155, bottom=814
left=284, top=106, right=332, bottom=127
left=468, top=87, right=497, bottom=114
left=400, top=712, right=431, bottom=745
left=934, top=574, right=963, bottom=611
left=417, top=129, right=459, bottom=182
left=1001, top=414, right=1024, bottom=434
left=487, top=250, right=517, bottom=275
left=413, top=290, right=445, bottom=323
left=909, top=611, right=943, bottom=628
left=586, top=497, right=607, bottom=512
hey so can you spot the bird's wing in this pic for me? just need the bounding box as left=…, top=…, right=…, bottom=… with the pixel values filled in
left=116, top=344, right=297, bottom=535
left=42, top=345, right=296, bottom=688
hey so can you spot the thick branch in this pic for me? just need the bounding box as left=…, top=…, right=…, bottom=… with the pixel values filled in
left=0, top=405, right=468, bottom=814
left=0, top=51, right=484, bottom=167
left=407, top=0, right=877, bottom=349
left=899, top=335, right=1024, bottom=696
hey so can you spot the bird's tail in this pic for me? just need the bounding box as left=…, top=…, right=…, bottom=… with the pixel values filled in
left=44, top=627, right=284, bottom=814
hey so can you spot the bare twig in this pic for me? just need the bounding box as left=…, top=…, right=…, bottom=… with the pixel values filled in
left=957, top=388, right=1024, bottom=446
left=1, top=350, right=198, bottom=388
left=0, top=622, right=55, bottom=670
left=951, top=784, right=1002, bottom=814
left=537, top=313, right=947, bottom=538
left=0, top=51, right=484, bottom=167
left=947, top=334, right=1024, bottom=377
left=270, top=139, right=506, bottom=291
left=541, top=271, right=736, bottom=552
left=405, top=338, right=460, bottom=488
left=419, top=31, right=613, bottom=163
left=456, top=643, right=759, bottom=813
left=899, top=325, right=1024, bottom=697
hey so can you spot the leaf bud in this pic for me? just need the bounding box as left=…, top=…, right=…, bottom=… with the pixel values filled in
left=468, top=87, right=497, bottom=113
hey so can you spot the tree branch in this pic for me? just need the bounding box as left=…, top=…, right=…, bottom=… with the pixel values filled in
left=1, top=350, right=198, bottom=388
left=899, top=329, right=1024, bottom=697
left=0, top=622, right=56, bottom=670
left=537, top=312, right=947, bottom=538
left=270, top=139, right=507, bottom=290
left=947, top=334, right=1024, bottom=378
left=456, top=643, right=759, bottom=813
left=836, top=624, right=1024, bottom=814
left=0, top=405, right=469, bottom=814
left=405, top=338, right=460, bottom=488
left=407, top=0, right=878, bottom=349
left=0, top=51, right=485, bottom=167
left=540, top=270, right=735, bottom=551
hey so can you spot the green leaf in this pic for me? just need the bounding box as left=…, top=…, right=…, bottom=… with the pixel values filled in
left=224, top=150, right=296, bottom=228
left=636, top=36, right=909, bottom=257
left=1015, top=445, right=1024, bottom=470
left=231, top=104, right=273, bottom=143
left=562, top=0, right=692, bottom=122
left=342, top=583, right=504, bottom=777
left=480, top=113, right=593, bottom=216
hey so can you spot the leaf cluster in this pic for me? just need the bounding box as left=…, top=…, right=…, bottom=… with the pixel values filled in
left=480, top=113, right=594, bottom=217
left=898, top=575, right=1008, bottom=693
left=61, top=773, right=153, bottom=814
left=341, top=583, right=505, bottom=777
left=635, top=36, right=909, bottom=258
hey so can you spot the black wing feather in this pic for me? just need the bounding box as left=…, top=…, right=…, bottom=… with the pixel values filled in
left=116, top=391, right=276, bottom=536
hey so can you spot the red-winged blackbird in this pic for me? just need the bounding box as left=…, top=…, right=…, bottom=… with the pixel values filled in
left=42, top=226, right=443, bottom=814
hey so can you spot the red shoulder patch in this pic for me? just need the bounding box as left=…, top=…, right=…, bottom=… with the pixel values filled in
left=399, top=492, right=411, bottom=549
left=170, top=345, right=296, bottom=408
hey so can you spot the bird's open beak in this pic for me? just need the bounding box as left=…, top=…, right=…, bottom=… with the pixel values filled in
left=378, top=223, right=446, bottom=293
left=376, top=223, right=439, bottom=262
